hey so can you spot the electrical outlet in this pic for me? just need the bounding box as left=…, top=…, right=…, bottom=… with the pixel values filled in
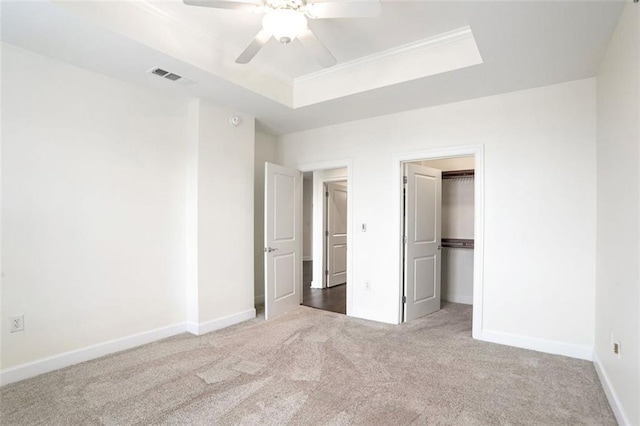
left=364, top=281, right=371, bottom=291
left=10, top=315, right=24, bottom=333
left=613, top=340, right=621, bottom=359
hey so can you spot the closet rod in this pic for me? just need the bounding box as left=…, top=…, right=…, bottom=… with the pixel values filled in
left=442, top=169, right=474, bottom=179
left=441, top=238, right=474, bottom=249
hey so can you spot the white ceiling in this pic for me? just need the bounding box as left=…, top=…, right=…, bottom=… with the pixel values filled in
left=1, top=0, right=624, bottom=135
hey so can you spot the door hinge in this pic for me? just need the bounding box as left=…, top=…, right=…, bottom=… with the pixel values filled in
left=325, top=191, right=329, bottom=197
left=325, top=270, right=329, bottom=276
left=402, top=296, right=407, bottom=303
left=325, top=230, right=329, bottom=236
left=403, top=235, right=407, bottom=244
left=403, top=176, right=408, bottom=185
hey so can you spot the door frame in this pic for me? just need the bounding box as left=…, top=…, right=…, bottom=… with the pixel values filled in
left=314, top=171, right=347, bottom=290
left=297, top=159, right=353, bottom=316
left=393, top=145, right=484, bottom=339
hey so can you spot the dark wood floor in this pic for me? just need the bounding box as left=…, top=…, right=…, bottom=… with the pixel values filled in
left=301, top=261, right=346, bottom=314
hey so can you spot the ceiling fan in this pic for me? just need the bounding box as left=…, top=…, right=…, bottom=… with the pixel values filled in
left=183, top=0, right=382, bottom=68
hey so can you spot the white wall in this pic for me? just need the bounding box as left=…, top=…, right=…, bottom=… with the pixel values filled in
left=2, top=44, right=257, bottom=382
left=1, top=43, right=189, bottom=369
left=594, top=4, right=639, bottom=425
left=188, top=100, right=255, bottom=328
left=278, top=78, right=597, bottom=356
left=441, top=248, right=474, bottom=305
left=253, top=132, right=278, bottom=304
left=441, top=177, right=474, bottom=240
left=441, top=177, right=474, bottom=305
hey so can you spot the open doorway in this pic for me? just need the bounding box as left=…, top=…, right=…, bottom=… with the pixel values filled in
left=397, top=147, right=483, bottom=338
left=301, top=168, right=348, bottom=314
left=262, top=160, right=352, bottom=321
left=401, top=157, right=475, bottom=320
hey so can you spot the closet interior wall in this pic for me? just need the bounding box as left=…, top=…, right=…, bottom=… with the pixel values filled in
left=421, top=157, right=475, bottom=305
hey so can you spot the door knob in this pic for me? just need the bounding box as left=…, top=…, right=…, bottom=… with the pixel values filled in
left=263, top=247, right=278, bottom=253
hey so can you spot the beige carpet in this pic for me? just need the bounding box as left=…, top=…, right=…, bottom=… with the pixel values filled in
left=0, top=303, right=615, bottom=425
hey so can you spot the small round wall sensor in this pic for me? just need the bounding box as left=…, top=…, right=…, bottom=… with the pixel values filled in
left=230, top=116, right=241, bottom=127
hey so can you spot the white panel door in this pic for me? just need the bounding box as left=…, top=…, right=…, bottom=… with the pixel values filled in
left=265, top=162, right=302, bottom=320
left=326, top=181, right=347, bottom=287
left=404, top=163, right=442, bottom=321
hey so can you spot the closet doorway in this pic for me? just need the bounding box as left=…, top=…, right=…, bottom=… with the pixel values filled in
left=402, top=156, right=475, bottom=320
left=396, top=147, right=483, bottom=338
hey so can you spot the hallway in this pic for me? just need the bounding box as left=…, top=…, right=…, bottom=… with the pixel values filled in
left=301, top=261, right=346, bottom=314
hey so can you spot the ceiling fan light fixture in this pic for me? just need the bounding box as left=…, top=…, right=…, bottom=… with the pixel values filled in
left=262, top=9, right=307, bottom=44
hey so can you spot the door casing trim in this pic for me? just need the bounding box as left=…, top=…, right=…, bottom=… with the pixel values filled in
left=297, top=159, right=353, bottom=317
left=393, top=145, right=484, bottom=339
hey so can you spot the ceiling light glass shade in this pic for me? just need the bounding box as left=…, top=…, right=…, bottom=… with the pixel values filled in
left=262, top=10, right=307, bottom=44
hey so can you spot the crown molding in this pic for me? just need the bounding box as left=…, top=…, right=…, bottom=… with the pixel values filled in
left=294, top=26, right=475, bottom=85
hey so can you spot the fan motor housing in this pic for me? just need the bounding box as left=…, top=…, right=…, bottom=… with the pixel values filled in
left=266, top=0, right=305, bottom=11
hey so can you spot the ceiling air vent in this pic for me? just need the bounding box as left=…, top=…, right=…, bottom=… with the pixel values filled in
left=164, top=73, right=181, bottom=81
left=151, top=68, right=169, bottom=77
left=148, top=68, right=196, bottom=86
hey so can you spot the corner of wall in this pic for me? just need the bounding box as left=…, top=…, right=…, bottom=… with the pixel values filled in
left=186, top=99, right=200, bottom=325
left=479, top=330, right=593, bottom=361
left=593, top=351, right=632, bottom=425
left=186, top=309, right=256, bottom=336
left=594, top=3, right=640, bottom=425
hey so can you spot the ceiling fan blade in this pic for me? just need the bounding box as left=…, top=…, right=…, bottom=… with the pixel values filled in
left=297, top=29, right=337, bottom=68
left=305, top=0, right=381, bottom=19
left=235, top=29, right=271, bottom=64
left=183, top=0, right=263, bottom=12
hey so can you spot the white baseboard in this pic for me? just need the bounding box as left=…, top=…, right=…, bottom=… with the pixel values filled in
left=349, top=307, right=398, bottom=325
left=593, top=352, right=630, bottom=426
left=186, top=321, right=198, bottom=334
left=443, top=294, right=473, bottom=305
left=303, top=256, right=312, bottom=262
left=480, top=329, right=593, bottom=361
left=187, top=309, right=256, bottom=336
left=0, top=322, right=187, bottom=387
left=310, top=280, right=323, bottom=289
left=1, top=308, right=259, bottom=387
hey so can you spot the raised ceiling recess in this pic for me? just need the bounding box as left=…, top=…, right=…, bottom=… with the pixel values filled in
left=1, top=0, right=624, bottom=134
